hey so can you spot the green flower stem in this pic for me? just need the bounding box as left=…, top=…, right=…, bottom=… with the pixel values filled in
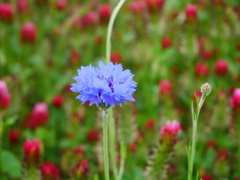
left=188, top=94, right=207, bottom=180
left=102, top=110, right=110, bottom=180
left=0, top=112, right=3, bottom=176
left=105, top=1, right=126, bottom=180
left=105, top=0, right=126, bottom=63
left=118, top=142, right=126, bottom=180
left=109, top=109, right=118, bottom=180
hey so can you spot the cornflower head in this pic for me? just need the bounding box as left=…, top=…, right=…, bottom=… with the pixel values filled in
left=71, top=61, right=137, bottom=110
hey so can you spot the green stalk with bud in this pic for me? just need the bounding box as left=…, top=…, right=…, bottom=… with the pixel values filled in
left=187, top=83, right=211, bottom=180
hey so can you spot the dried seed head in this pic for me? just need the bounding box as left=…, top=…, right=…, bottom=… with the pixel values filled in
left=201, top=83, right=211, bottom=96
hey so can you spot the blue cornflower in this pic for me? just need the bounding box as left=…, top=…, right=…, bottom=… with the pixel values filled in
left=71, top=61, right=137, bottom=110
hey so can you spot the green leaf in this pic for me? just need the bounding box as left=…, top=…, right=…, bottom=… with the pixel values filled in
left=1, top=150, right=22, bottom=179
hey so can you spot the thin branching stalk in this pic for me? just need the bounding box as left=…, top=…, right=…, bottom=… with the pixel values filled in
left=102, top=110, right=110, bottom=180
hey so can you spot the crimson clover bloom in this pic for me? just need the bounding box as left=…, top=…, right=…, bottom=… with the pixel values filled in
left=71, top=61, right=137, bottom=110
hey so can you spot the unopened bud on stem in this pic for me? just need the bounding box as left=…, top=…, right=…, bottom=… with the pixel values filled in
left=201, top=83, right=211, bottom=96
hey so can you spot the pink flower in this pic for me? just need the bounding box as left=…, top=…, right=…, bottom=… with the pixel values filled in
left=201, top=50, right=213, bottom=59
left=216, top=148, right=229, bottom=161
left=52, top=95, right=63, bottom=108
left=195, top=62, right=209, bottom=77
left=159, top=80, right=171, bottom=96
left=55, top=0, right=67, bottom=10
left=161, top=36, right=172, bottom=49
left=206, top=139, right=217, bottom=149
left=24, top=138, right=41, bottom=166
left=9, top=129, right=21, bottom=144
left=0, top=3, right=13, bottom=23
left=41, top=162, right=60, bottom=180
left=202, top=173, right=213, bottom=180
left=17, top=0, right=29, bottom=13
left=129, top=1, right=145, bottom=15
left=0, top=80, right=11, bottom=109
left=185, top=4, right=197, bottom=22
left=231, top=88, right=240, bottom=109
left=75, top=145, right=85, bottom=155
left=21, top=22, right=37, bottom=43
left=129, top=143, right=137, bottom=152
left=211, top=0, right=224, bottom=5
left=72, top=159, right=89, bottom=178
left=98, top=4, right=112, bottom=24
left=146, top=0, right=164, bottom=13
left=29, top=102, right=48, bottom=129
left=214, top=59, right=228, bottom=75
left=160, top=120, right=181, bottom=141
left=145, top=118, right=155, bottom=130
left=81, top=11, right=97, bottom=28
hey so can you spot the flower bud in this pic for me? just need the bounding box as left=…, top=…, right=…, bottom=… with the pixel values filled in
left=21, top=22, right=37, bottom=43
left=9, top=129, right=21, bottom=144
left=200, top=83, right=211, bottom=96
left=17, top=0, right=29, bottom=13
left=35, top=0, right=48, bottom=6
left=69, top=50, right=81, bottom=65
left=145, top=118, right=155, bottom=130
left=110, top=52, right=122, bottom=64
left=24, top=138, right=41, bottom=166
left=87, top=129, right=100, bottom=142
left=55, top=0, right=67, bottom=11
left=52, top=95, right=63, bottom=108
left=146, top=0, right=164, bottom=13
left=160, top=120, right=181, bottom=141
left=98, top=4, right=111, bottom=24
left=0, top=3, right=13, bottom=23
left=185, top=4, right=197, bottom=22
left=0, top=80, right=11, bottom=109
left=41, top=162, right=60, bottom=180
left=214, top=59, right=228, bottom=75
left=161, top=36, right=172, bottom=49
left=159, top=80, right=171, bottom=95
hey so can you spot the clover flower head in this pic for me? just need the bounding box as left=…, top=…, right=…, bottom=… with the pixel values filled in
left=71, top=61, right=137, bottom=110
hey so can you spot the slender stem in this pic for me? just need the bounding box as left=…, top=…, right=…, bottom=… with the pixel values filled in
left=105, top=1, right=126, bottom=179
left=102, top=110, right=110, bottom=180
left=105, top=0, right=126, bottom=63
left=118, top=142, right=126, bottom=180
left=188, top=95, right=206, bottom=180
left=109, top=109, right=118, bottom=180
left=0, top=112, right=3, bottom=176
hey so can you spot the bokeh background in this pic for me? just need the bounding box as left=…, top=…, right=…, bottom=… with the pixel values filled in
left=1, top=0, right=240, bottom=179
